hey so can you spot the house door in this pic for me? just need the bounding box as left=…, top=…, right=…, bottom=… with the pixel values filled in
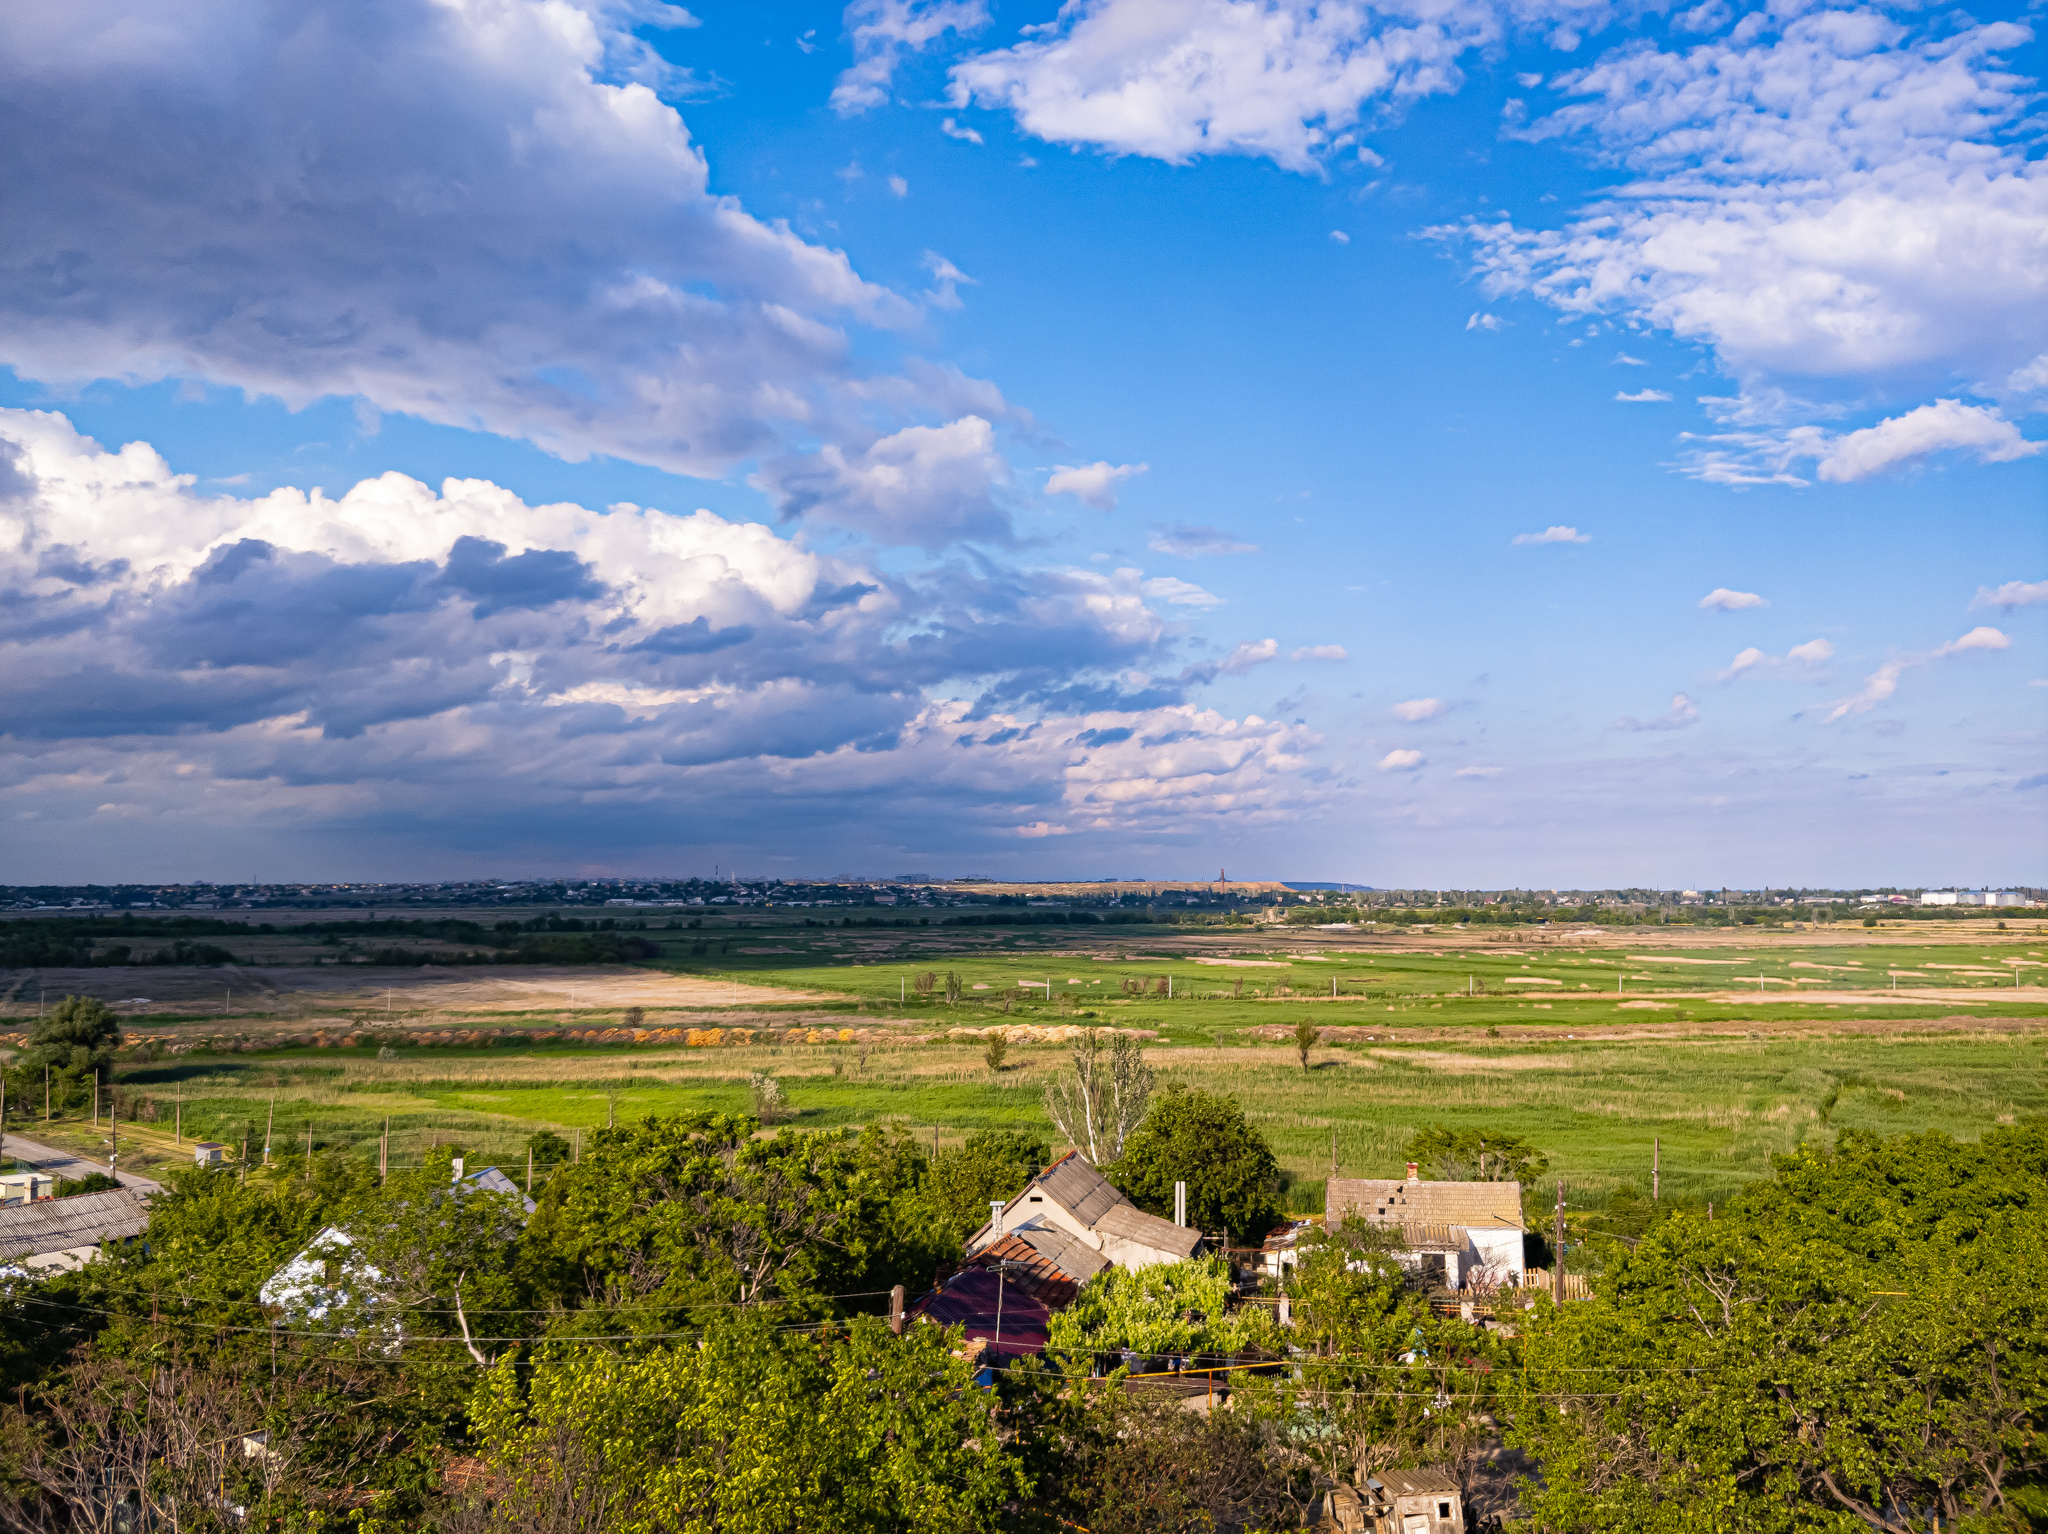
left=1402, top=1515, right=1430, bottom=1534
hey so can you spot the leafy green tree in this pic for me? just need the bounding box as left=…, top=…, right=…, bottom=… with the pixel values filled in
left=1112, top=1086, right=1281, bottom=1241
left=1240, top=1223, right=1504, bottom=1494
left=468, top=1311, right=1028, bottom=1533
left=925, top=1130, right=1048, bottom=1241
left=1046, top=1256, right=1276, bottom=1357
left=529, top=1114, right=944, bottom=1332
left=525, top=1128, right=573, bottom=1168
left=1292, top=1018, right=1321, bottom=1071
left=18, top=995, right=122, bottom=1108
left=1504, top=1125, right=2048, bottom=1532
left=1403, top=1124, right=1549, bottom=1187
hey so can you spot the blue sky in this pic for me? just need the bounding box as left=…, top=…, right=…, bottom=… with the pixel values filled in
left=0, top=0, right=2042, bottom=887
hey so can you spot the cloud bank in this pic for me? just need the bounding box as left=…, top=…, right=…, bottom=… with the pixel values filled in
left=0, top=409, right=1325, bottom=867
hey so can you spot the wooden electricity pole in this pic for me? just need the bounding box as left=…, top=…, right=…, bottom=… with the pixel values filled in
left=264, top=1096, right=275, bottom=1166
left=1652, top=1137, right=1660, bottom=1202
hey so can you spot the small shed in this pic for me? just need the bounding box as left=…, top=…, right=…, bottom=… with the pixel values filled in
left=1364, top=1468, right=1464, bottom=1534
left=193, top=1142, right=229, bottom=1168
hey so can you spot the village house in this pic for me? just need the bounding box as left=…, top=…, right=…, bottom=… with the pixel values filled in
left=260, top=1159, right=536, bottom=1326
left=1325, top=1165, right=1527, bottom=1291
left=966, top=1152, right=1202, bottom=1273
left=0, top=1187, right=151, bottom=1273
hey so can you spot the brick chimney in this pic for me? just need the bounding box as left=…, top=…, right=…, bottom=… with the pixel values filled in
left=1405, top=1161, right=1419, bottom=1184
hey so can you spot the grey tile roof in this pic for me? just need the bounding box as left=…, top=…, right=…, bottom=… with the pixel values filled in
left=1328, top=1178, right=1526, bottom=1233
left=1032, top=1153, right=1127, bottom=1227
left=0, top=1189, right=150, bottom=1260
left=1008, top=1225, right=1111, bottom=1284
left=1093, top=1203, right=1203, bottom=1258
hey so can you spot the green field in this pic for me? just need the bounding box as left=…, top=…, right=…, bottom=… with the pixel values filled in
left=10, top=917, right=2044, bottom=1214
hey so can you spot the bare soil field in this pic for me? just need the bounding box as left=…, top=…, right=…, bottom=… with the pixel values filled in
left=0, top=964, right=828, bottom=1020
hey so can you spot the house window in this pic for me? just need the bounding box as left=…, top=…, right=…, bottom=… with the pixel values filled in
left=1438, top=1502, right=1452, bottom=1519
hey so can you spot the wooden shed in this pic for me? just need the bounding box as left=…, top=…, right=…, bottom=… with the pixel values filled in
left=1364, top=1468, right=1464, bottom=1534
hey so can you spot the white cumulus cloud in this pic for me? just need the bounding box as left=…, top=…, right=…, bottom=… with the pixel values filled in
left=1815, top=401, right=2042, bottom=483
left=1467, top=312, right=1505, bottom=332
left=1378, top=748, right=1426, bottom=772
left=1616, top=389, right=1672, bottom=402
left=1046, top=460, right=1148, bottom=511
left=1140, top=576, right=1225, bottom=608
left=1292, top=645, right=1348, bottom=662
left=1717, top=638, right=1833, bottom=682
left=947, top=0, right=1619, bottom=173
left=1513, top=525, right=1590, bottom=545
left=1391, top=697, right=1445, bottom=720
left=1699, top=588, right=1766, bottom=611
left=1824, top=626, right=2010, bottom=721
left=1455, top=765, right=1503, bottom=778
left=834, top=0, right=990, bottom=115
left=1972, top=579, right=2048, bottom=611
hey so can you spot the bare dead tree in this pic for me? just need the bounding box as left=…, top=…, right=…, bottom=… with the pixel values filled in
left=1043, top=1029, right=1152, bottom=1164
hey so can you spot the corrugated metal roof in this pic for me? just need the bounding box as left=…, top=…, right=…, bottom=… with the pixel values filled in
left=1093, top=1203, right=1203, bottom=1258
left=911, top=1267, right=1051, bottom=1360
left=1032, top=1152, right=1127, bottom=1228
left=0, top=1189, right=150, bottom=1259
left=1328, top=1178, right=1525, bottom=1232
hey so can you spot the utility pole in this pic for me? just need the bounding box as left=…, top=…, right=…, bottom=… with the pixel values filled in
left=44, top=1066, right=49, bottom=1122
left=1652, top=1137, right=1660, bottom=1202
left=264, top=1095, right=275, bottom=1166
left=304, top=1126, right=313, bottom=1180
left=93, top=1071, right=99, bottom=1129
left=889, top=1284, right=905, bottom=1335
left=1553, top=1180, right=1566, bottom=1307
left=379, top=1118, right=389, bottom=1183
left=175, top=1093, right=182, bottom=1146
left=1330, top=1130, right=1339, bottom=1178
left=526, top=1145, right=533, bottom=1195
left=240, top=1132, right=249, bottom=1186
left=109, top=1098, right=118, bottom=1173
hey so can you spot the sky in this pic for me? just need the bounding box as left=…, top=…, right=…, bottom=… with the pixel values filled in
left=0, top=0, right=2042, bottom=889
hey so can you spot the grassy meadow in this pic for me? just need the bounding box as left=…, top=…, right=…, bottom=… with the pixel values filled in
left=7, top=913, right=2044, bottom=1217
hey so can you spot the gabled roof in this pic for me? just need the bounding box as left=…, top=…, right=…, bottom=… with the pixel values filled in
left=1093, top=1203, right=1202, bottom=1259
left=0, top=1189, right=150, bottom=1260
left=987, top=1225, right=1110, bottom=1284
left=1030, top=1152, right=1128, bottom=1228
left=1328, top=1178, right=1525, bottom=1233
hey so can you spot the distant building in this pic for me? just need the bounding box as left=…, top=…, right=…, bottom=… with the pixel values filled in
left=0, top=1188, right=151, bottom=1273
left=192, top=1142, right=228, bottom=1167
left=967, top=1152, right=1202, bottom=1273
left=0, top=1172, right=55, bottom=1205
left=1326, top=1165, right=1526, bottom=1291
